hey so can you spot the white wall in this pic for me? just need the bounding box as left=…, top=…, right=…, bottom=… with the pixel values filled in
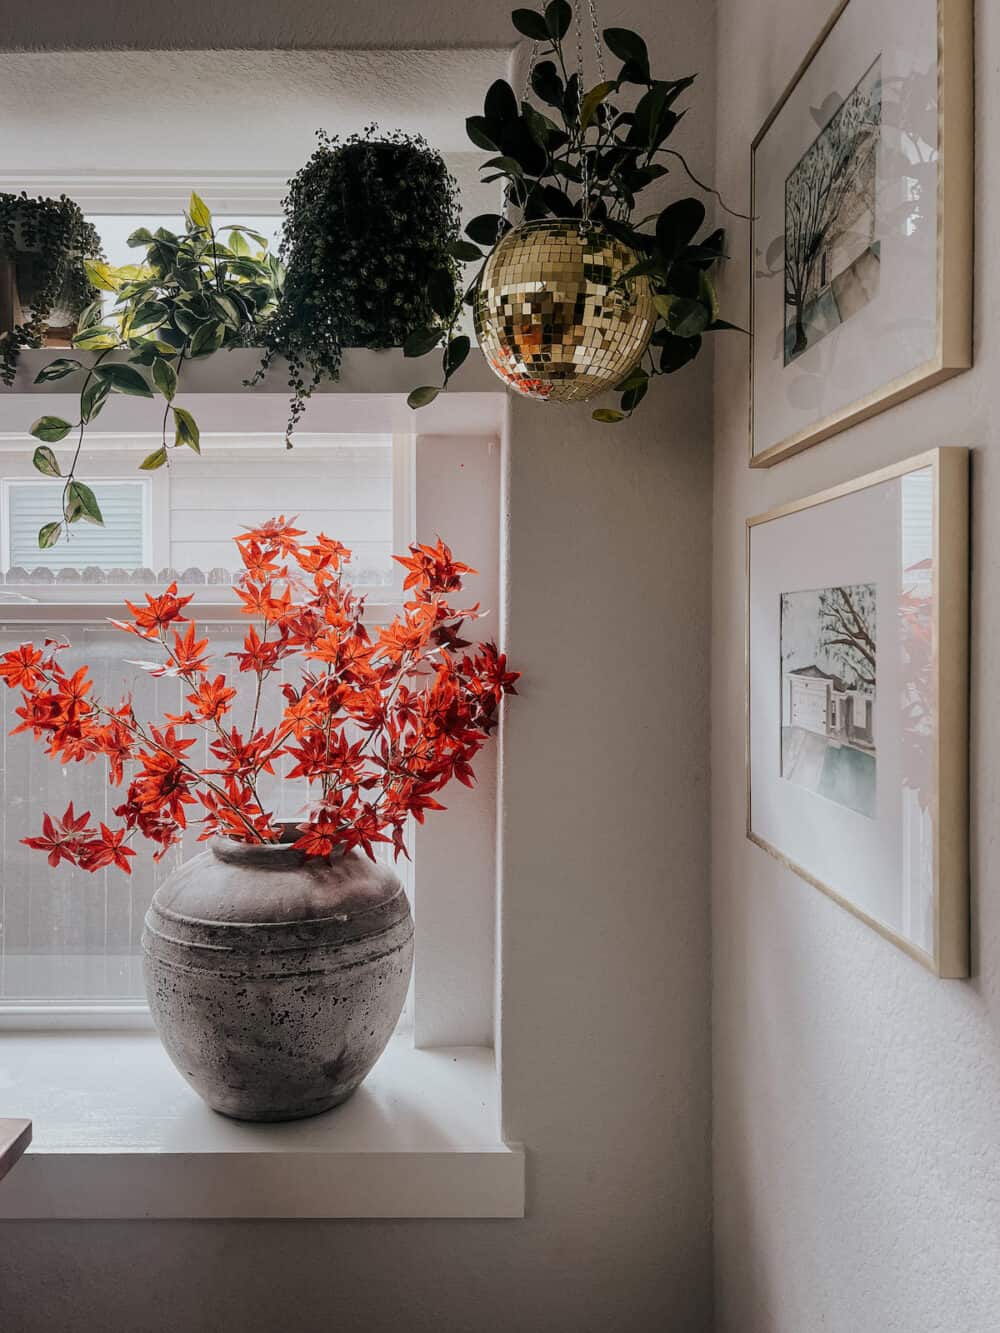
left=0, top=2, right=718, bottom=1329
left=712, top=1, right=1000, bottom=1329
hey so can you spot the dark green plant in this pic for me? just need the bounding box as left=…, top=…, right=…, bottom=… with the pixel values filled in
left=27, top=193, right=281, bottom=549
left=0, top=193, right=103, bottom=387
left=406, top=0, right=746, bottom=421
left=254, top=127, right=462, bottom=443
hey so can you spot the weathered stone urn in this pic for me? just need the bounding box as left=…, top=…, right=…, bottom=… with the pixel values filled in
left=142, top=829, right=413, bottom=1122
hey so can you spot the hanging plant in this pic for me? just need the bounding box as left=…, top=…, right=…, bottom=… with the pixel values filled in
left=26, top=193, right=282, bottom=549
left=253, top=127, right=463, bottom=443
left=0, top=193, right=104, bottom=387
left=406, top=0, right=746, bottom=421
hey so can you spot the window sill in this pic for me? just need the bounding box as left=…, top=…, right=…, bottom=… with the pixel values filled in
left=0, top=1031, right=524, bottom=1220
left=0, top=347, right=507, bottom=437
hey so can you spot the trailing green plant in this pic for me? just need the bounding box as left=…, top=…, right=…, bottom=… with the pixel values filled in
left=253, top=127, right=462, bottom=443
left=0, top=193, right=104, bottom=387
left=27, top=193, right=282, bottom=549
left=406, top=0, right=746, bottom=420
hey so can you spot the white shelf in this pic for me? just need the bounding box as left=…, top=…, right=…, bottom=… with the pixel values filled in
left=0, top=1031, right=524, bottom=1220
left=0, top=348, right=507, bottom=437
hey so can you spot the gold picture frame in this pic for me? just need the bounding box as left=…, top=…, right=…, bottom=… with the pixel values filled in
left=746, top=448, right=969, bottom=976
left=749, top=0, right=973, bottom=467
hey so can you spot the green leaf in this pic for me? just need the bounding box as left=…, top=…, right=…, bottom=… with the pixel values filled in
left=632, top=83, right=670, bottom=146
left=83, top=259, right=119, bottom=292
left=616, top=368, right=649, bottom=393
left=173, top=406, right=200, bottom=453
left=544, top=0, right=572, bottom=39
left=579, top=80, right=617, bottom=130
left=30, top=415, right=72, bottom=443
left=531, top=60, right=564, bottom=108
left=466, top=116, right=500, bottom=152
left=482, top=155, right=526, bottom=177
left=427, top=269, right=457, bottom=321
left=592, top=408, right=625, bottom=423
left=707, top=318, right=748, bottom=334
left=407, top=386, right=440, bottom=410
left=127, top=301, right=169, bottom=336
left=67, top=480, right=103, bottom=526
left=227, top=229, right=253, bottom=258
left=128, top=343, right=160, bottom=366
left=152, top=357, right=177, bottom=400
left=81, top=377, right=111, bottom=423
left=32, top=445, right=61, bottom=477
left=663, top=296, right=710, bottom=339
left=126, top=227, right=155, bottom=248
left=37, top=521, right=62, bottom=550
left=653, top=293, right=677, bottom=320
left=139, top=447, right=168, bottom=471
left=603, top=27, right=649, bottom=70
left=404, top=328, right=444, bottom=358
left=189, top=321, right=225, bottom=357
left=655, top=198, right=707, bottom=259
left=466, top=214, right=508, bottom=246
left=498, top=115, right=548, bottom=176
left=484, top=79, right=519, bottom=130
left=171, top=306, right=202, bottom=336
left=659, top=333, right=702, bottom=374
left=219, top=224, right=268, bottom=247
left=33, top=358, right=83, bottom=383
left=188, top=192, right=212, bottom=229
left=211, top=293, right=242, bottom=327
left=511, top=7, right=550, bottom=40
left=76, top=298, right=105, bottom=332
left=94, top=363, right=154, bottom=397
left=699, top=270, right=720, bottom=324
left=72, top=325, right=120, bottom=350
left=621, top=377, right=648, bottom=413
left=444, top=335, right=471, bottom=378
left=451, top=240, right=485, bottom=262
left=521, top=101, right=562, bottom=147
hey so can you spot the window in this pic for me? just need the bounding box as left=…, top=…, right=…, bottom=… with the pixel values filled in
left=0, top=435, right=409, bottom=1007
left=5, top=480, right=149, bottom=573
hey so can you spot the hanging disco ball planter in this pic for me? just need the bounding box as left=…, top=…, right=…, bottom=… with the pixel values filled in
left=473, top=219, right=655, bottom=403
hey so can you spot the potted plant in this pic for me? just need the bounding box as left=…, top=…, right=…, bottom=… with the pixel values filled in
left=0, top=193, right=104, bottom=386
left=1, top=519, right=518, bottom=1121
left=25, top=193, right=282, bottom=550
left=255, top=128, right=463, bottom=442
left=406, top=0, right=746, bottom=420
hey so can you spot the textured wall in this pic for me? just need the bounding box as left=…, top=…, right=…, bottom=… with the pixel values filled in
left=712, top=1, right=1000, bottom=1329
left=0, top=2, right=718, bottom=1330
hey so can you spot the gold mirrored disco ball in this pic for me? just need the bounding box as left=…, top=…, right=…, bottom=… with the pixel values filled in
left=473, top=219, right=655, bottom=403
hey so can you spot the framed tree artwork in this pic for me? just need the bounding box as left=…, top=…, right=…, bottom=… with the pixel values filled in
left=749, top=0, right=973, bottom=466
left=746, top=449, right=969, bottom=976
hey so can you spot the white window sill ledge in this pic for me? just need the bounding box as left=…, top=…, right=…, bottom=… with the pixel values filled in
left=0, top=1031, right=524, bottom=1220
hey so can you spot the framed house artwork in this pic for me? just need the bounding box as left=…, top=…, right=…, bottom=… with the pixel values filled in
left=746, top=449, right=969, bottom=976
left=749, top=0, right=973, bottom=467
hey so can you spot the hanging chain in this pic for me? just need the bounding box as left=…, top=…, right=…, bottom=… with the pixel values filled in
left=587, top=0, right=606, bottom=83
left=574, top=0, right=591, bottom=229
left=499, top=0, right=605, bottom=243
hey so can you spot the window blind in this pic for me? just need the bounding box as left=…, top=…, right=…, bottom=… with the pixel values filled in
left=7, top=483, right=147, bottom=572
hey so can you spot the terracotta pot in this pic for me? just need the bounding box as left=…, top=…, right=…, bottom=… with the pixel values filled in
left=141, top=830, right=413, bottom=1122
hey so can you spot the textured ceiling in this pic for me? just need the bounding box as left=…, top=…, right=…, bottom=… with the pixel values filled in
left=0, top=0, right=521, bottom=51
left=0, top=49, right=511, bottom=167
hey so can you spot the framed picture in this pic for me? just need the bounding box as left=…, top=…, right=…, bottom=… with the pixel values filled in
left=746, top=449, right=969, bottom=976
left=749, top=0, right=973, bottom=467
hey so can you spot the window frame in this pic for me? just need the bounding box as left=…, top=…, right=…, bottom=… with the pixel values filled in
left=0, top=429, right=503, bottom=1049
left=0, top=432, right=415, bottom=1024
